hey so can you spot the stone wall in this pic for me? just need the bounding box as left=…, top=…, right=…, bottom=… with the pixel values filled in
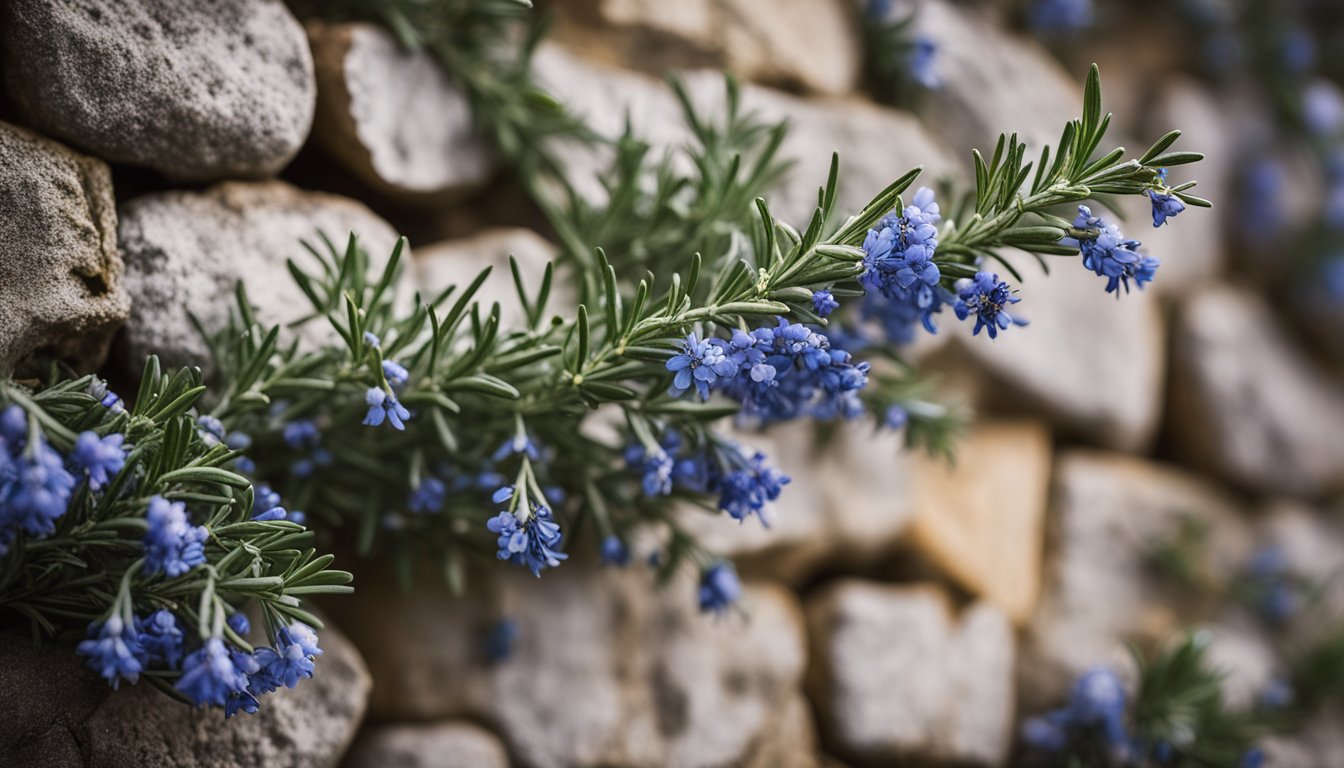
left=2, top=0, right=1342, bottom=766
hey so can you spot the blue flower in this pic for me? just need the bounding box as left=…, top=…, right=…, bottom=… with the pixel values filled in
left=625, top=443, right=675, bottom=497
left=1278, top=26, right=1316, bottom=76
left=2, top=439, right=76, bottom=539
left=88, top=380, right=126, bottom=413
left=698, top=562, right=742, bottom=614
left=485, top=618, right=519, bottom=662
left=197, top=415, right=226, bottom=444
left=1241, top=748, right=1265, bottom=768
left=667, top=333, right=738, bottom=400
left=382, top=359, right=410, bottom=387
left=282, top=420, right=320, bottom=450
left=1303, top=80, right=1344, bottom=137
left=860, top=189, right=950, bottom=342
left=1148, top=189, right=1186, bottom=228
left=600, top=535, right=630, bottom=566
left=883, top=404, right=908, bottom=429
left=363, top=331, right=381, bottom=349
left=491, top=432, right=545, bottom=463
left=253, top=623, right=322, bottom=691
left=719, top=451, right=790, bottom=524
left=906, top=36, right=939, bottom=90
left=1021, top=666, right=1132, bottom=758
left=363, top=387, right=410, bottom=430
left=142, top=495, right=208, bottom=578
left=812, top=289, right=839, bottom=317
left=486, top=488, right=569, bottom=577
left=715, top=320, right=869, bottom=422
left=77, top=615, right=145, bottom=689
left=408, top=477, right=446, bottom=514
left=1068, top=206, right=1161, bottom=293
left=1019, top=714, right=1068, bottom=752
left=251, top=506, right=287, bottom=521
left=226, top=612, right=250, bottom=637
left=953, top=272, right=1026, bottom=339
left=70, top=431, right=126, bottom=491
left=253, top=483, right=282, bottom=516
left=175, top=637, right=251, bottom=708
left=140, top=609, right=186, bottom=668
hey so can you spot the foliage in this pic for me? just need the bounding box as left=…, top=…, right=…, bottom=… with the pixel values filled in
left=0, top=361, right=350, bottom=714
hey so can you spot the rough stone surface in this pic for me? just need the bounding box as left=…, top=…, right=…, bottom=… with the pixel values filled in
left=117, top=181, right=411, bottom=373
left=324, top=564, right=814, bottom=768
left=552, top=0, right=860, bottom=96
left=342, top=722, right=509, bottom=768
left=416, top=228, right=563, bottom=331
left=1020, top=450, right=1255, bottom=709
left=0, top=621, right=370, bottom=768
left=931, top=249, right=1166, bottom=452
left=535, top=44, right=962, bottom=228
left=1, top=0, right=315, bottom=182
left=912, top=0, right=1080, bottom=152
left=909, top=420, right=1051, bottom=624
left=1169, top=285, right=1344, bottom=498
left=308, top=21, right=494, bottom=201
left=0, top=120, right=129, bottom=376
left=805, top=581, right=1016, bottom=766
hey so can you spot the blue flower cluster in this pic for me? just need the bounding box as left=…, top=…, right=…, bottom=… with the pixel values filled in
left=667, top=320, right=870, bottom=422
left=283, top=419, right=333, bottom=478
left=143, top=496, right=208, bottom=578
left=486, top=486, right=569, bottom=577
left=624, top=431, right=790, bottom=526
left=1067, top=206, right=1161, bottom=294
left=859, top=188, right=946, bottom=337
left=906, top=36, right=940, bottom=90
left=0, top=404, right=126, bottom=555
left=78, top=609, right=322, bottom=717
left=1148, top=170, right=1187, bottom=227
left=953, top=272, right=1026, bottom=339
left=698, top=562, right=742, bottom=614
left=1020, top=667, right=1132, bottom=762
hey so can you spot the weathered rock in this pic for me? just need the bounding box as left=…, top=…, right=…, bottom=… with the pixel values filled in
left=1251, top=500, right=1344, bottom=646
left=912, top=0, right=1081, bottom=152
left=1, top=0, right=315, bottom=182
left=0, top=121, right=129, bottom=376
left=1020, top=450, right=1256, bottom=710
left=909, top=420, right=1051, bottom=624
left=534, top=44, right=962, bottom=227
left=416, top=228, right=563, bottom=331
left=930, top=248, right=1166, bottom=452
left=805, top=581, right=1016, bottom=766
left=117, top=181, right=411, bottom=373
left=1261, top=704, right=1344, bottom=768
left=0, top=620, right=370, bottom=768
left=552, top=0, right=860, bottom=96
left=307, top=21, right=494, bottom=201
left=1139, top=78, right=1231, bottom=294
left=342, top=722, right=509, bottom=768
left=324, top=563, right=814, bottom=768
left=1169, top=285, right=1344, bottom=498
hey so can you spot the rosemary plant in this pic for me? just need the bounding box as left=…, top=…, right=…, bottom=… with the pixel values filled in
left=0, top=361, right=351, bottom=715
left=199, top=65, right=1204, bottom=611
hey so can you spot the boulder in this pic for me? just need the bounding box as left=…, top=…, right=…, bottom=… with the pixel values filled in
left=307, top=21, right=495, bottom=202
left=0, top=620, right=370, bottom=768
left=551, top=0, right=861, bottom=96
left=117, top=181, right=411, bottom=374
left=323, top=563, right=815, bottom=768
left=1020, top=450, right=1256, bottom=709
left=909, top=420, right=1052, bottom=624
left=342, top=722, right=509, bottom=768
left=804, top=581, right=1016, bottom=766
left=1, top=0, right=315, bottom=182
left=1168, top=285, right=1344, bottom=498
left=415, top=228, right=563, bottom=331
left=0, top=120, right=129, bottom=376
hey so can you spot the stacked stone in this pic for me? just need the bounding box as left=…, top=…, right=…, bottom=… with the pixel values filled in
left=3, top=0, right=1343, bottom=766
